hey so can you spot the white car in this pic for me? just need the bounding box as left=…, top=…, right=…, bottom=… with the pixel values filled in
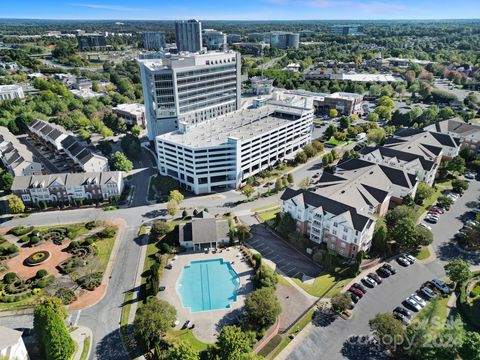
left=405, top=296, right=422, bottom=311
left=420, top=223, right=432, bottom=231
left=404, top=254, right=416, bottom=263
left=411, top=294, right=427, bottom=307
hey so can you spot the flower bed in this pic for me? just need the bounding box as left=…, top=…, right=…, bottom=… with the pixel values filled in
left=24, top=251, right=51, bottom=266
left=41, top=229, right=67, bottom=245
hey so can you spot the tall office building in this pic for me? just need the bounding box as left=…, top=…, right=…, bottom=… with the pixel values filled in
left=175, top=19, right=203, bottom=53
left=76, top=33, right=107, bottom=51
left=138, top=51, right=241, bottom=140
left=203, top=29, right=227, bottom=50
left=270, top=32, right=300, bottom=49
left=330, top=25, right=361, bottom=35
left=143, top=31, right=166, bottom=50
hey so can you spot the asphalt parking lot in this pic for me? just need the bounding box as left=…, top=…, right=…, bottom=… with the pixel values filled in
left=241, top=216, right=322, bottom=279
left=284, top=259, right=444, bottom=360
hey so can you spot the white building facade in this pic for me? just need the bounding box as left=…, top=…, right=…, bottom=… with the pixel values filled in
left=139, top=51, right=241, bottom=140
left=0, top=85, right=24, bottom=101
left=156, top=101, right=313, bottom=194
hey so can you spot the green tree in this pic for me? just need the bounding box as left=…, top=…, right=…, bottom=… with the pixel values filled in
left=367, top=128, right=386, bottom=144
left=167, top=199, right=178, bottom=216
left=312, top=140, right=324, bottom=152
left=303, top=145, right=317, bottom=158
left=374, top=105, right=392, bottom=121
left=331, top=293, right=351, bottom=313
left=241, top=185, right=255, bottom=199
left=275, top=177, right=284, bottom=192
left=96, top=140, right=112, bottom=156
left=8, top=195, right=25, bottom=214
left=295, top=151, right=307, bottom=164
left=367, top=112, right=379, bottom=122
left=437, top=195, right=454, bottom=209
left=444, top=258, right=471, bottom=286
left=340, top=116, right=350, bottom=129
left=111, top=151, right=133, bottom=171
left=372, top=220, right=388, bottom=254
left=131, top=124, right=142, bottom=136
left=150, top=220, right=173, bottom=240
left=329, top=108, right=338, bottom=118
left=245, top=287, right=281, bottom=329
left=256, top=264, right=278, bottom=289
left=287, top=173, right=294, bottom=184
left=168, top=190, right=184, bottom=204
left=236, top=224, right=250, bottom=242
left=391, top=218, right=419, bottom=251
left=447, top=156, right=466, bottom=174
left=299, top=177, right=310, bottom=189
left=414, top=182, right=434, bottom=204
left=216, top=326, right=252, bottom=360
left=385, top=205, right=416, bottom=228
left=451, top=179, right=468, bottom=193
left=165, top=341, right=199, bottom=360
left=120, top=133, right=141, bottom=159
left=325, top=124, right=337, bottom=139
left=460, top=331, right=480, bottom=360
left=377, top=96, right=395, bottom=109
left=369, top=313, right=405, bottom=351
left=0, top=170, right=14, bottom=191
left=134, top=297, right=176, bottom=350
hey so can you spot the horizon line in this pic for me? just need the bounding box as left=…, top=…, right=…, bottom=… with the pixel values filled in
left=1, top=17, right=480, bottom=21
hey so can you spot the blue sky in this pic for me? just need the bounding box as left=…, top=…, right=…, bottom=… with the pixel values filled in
left=2, top=0, right=479, bottom=20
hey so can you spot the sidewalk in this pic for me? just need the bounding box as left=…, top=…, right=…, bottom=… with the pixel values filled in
left=71, top=326, right=93, bottom=360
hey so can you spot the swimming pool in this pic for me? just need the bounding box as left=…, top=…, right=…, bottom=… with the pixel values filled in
left=177, top=258, right=240, bottom=312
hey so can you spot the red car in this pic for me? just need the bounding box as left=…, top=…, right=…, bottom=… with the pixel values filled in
left=348, top=287, right=364, bottom=298
left=430, top=207, right=444, bottom=214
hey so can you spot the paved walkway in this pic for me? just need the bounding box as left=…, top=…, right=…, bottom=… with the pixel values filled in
left=71, top=325, right=93, bottom=360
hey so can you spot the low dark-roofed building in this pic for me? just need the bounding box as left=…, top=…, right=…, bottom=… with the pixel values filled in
left=178, top=211, right=230, bottom=250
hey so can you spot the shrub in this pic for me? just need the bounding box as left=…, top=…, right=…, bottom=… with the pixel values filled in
left=79, top=272, right=103, bottom=290
left=55, top=288, right=77, bottom=305
left=36, top=277, right=53, bottom=288
left=30, top=236, right=41, bottom=245
left=3, top=272, right=17, bottom=284
left=159, top=242, right=172, bottom=254
left=18, top=235, right=30, bottom=243
left=36, top=269, right=48, bottom=279
left=85, top=221, right=97, bottom=230
left=8, top=226, right=34, bottom=236
left=470, top=284, right=480, bottom=298
left=97, top=227, right=116, bottom=239
left=67, top=230, right=78, bottom=239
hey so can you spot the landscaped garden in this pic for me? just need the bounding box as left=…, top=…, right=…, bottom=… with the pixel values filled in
left=0, top=220, right=119, bottom=310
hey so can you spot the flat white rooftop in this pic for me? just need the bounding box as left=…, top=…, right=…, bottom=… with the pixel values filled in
left=331, top=73, right=403, bottom=82
left=159, top=104, right=308, bottom=148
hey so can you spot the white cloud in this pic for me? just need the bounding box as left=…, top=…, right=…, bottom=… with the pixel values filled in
left=71, top=3, right=145, bottom=12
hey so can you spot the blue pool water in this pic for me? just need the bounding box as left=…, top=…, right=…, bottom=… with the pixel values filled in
left=178, top=259, right=240, bottom=312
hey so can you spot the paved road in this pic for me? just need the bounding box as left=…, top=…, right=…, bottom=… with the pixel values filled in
left=283, top=180, right=480, bottom=360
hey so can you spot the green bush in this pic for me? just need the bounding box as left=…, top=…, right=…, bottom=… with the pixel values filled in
left=36, top=269, right=48, bottom=279
left=18, top=234, right=30, bottom=243
left=97, top=227, right=116, bottom=239
left=159, top=242, right=172, bottom=254
left=55, top=288, right=77, bottom=305
left=8, top=226, right=34, bottom=236
left=470, top=284, right=480, bottom=298
left=79, top=272, right=103, bottom=290
left=30, top=236, right=41, bottom=245
left=3, top=272, right=17, bottom=284
left=36, top=277, right=53, bottom=288
left=85, top=221, right=97, bottom=230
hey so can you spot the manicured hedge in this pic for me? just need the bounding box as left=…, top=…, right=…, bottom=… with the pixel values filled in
left=8, top=226, right=34, bottom=236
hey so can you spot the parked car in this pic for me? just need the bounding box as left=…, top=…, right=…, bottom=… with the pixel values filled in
left=350, top=292, right=360, bottom=303
left=377, top=267, right=391, bottom=278
left=430, top=279, right=451, bottom=294
left=352, top=282, right=367, bottom=294
left=394, top=306, right=412, bottom=318
left=405, top=297, right=422, bottom=311
left=397, top=256, right=410, bottom=266
left=429, top=207, right=444, bottom=214
left=404, top=254, right=416, bottom=264
left=427, top=212, right=440, bottom=219
left=348, top=286, right=364, bottom=297
left=394, top=312, right=411, bottom=325
left=362, top=276, right=377, bottom=288
left=465, top=172, right=476, bottom=180
left=411, top=293, right=427, bottom=307
left=424, top=216, right=438, bottom=224
left=466, top=220, right=478, bottom=227
left=420, top=287, right=437, bottom=300
left=382, top=263, right=396, bottom=275
left=420, top=223, right=432, bottom=231
left=368, top=272, right=383, bottom=284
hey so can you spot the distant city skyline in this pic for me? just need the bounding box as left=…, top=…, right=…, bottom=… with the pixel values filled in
left=2, top=0, right=480, bottom=20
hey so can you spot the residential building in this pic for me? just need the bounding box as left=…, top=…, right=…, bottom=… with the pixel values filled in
left=175, top=19, right=203, bottom=53
left=11, top=171, right=124, bottom=205
left=281, top=188, right=376, bottom=258
left=143, top=31, right=166, bottom=50
left=177, top=210, right=229, bottom=250
left=0, top=84, right=24, bottom=101
left=76, top=33, right=107, bottom=51
left=113, top=103, right=146, bottom=127
left=270, top=31, right=300, bottom=49
left=315, top=158, right=418, bottom=215
left=0, top=326, right=29, bottom=360
left=28, top=120, right=109, bottom=172
left=227, top=34, right=241, bottom=43
left=385, top=128, right=460, bottom=161
left=0, top=127, right=43, bottom=176
left=73, top=77, right=92, bottom=90
left=138, top=50, right=241, bottom=140
left=156, top=94, right=314, bottom=194
left=330, top=25, right=361, bottom=35
left=425, top=118, right=480, bottom=153
left=359, top=146, right=437, bottom=185
left=330, top=73, right=402, bottom=82
left=203, top=29, right=227, bottom=50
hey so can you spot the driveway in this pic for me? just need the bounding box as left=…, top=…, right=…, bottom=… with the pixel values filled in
left=241, top=216, right=322, bottom=279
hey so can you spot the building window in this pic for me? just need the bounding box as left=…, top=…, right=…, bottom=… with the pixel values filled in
left=344, top=227, right=348, bottom=232
left=342, top=235, right=347, bottom=241
left=332, top=230, right=337, bottom=235
left=333, top=222, right=338, bottom=227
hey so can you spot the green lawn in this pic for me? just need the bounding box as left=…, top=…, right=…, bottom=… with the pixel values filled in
left=138, top=225, right=149, bottom=237
left=257, top=208, right=280, bottom=223
left=79, top=336, right=91, bottom=360
left=416, top=180, right=452, bottom=220
left=95, top=230, right=117, bottom=272
left=326, top=137, right=346, bottom=147
left=168, top=329, right=210, bottom=353
left=252, top=203, right=280, bottom=212
left=258, top=334, right=282, bottom=357
left=415, top=246, right=431, bottom=260
left=412, top=297, right=450, bottom=336
left=292, top=271, right=351, bottom=298
left=278, top=275, right=293, bottom=288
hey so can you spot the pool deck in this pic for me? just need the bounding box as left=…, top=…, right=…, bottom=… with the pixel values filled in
left=158, top=247, right=255, bottom=343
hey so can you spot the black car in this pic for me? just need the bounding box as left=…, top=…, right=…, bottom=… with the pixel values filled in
left=394, top=306, right=412, bottom=319
left=368, top=273, right=383, bottom=284
left=350, top=292, right=360, bottom=303
left=397, top=256, right=410, bottom=267
left=377, top=267, right=391, bottom=278
left=352, top=282, right=367, bottom=294
left=382, top=263, right=396, bottom=274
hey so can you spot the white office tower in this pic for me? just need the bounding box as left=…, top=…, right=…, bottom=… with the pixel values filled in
left=175, top=19, right=203, bottom=53
left=138, top=51, right=241, bottom=140
left=156, top=92, right=314, bottom=194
